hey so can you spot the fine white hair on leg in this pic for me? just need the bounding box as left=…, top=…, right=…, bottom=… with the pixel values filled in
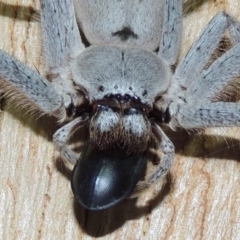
left=40, top=0, right=84, bottom=74
left=228, top=15, right=240, bottom=44
left=161, top=12, right=240, bottom=120
left=53, top=116, right=89, bottom=163
left=176, top=102, right=240, bottom=129
left=158, top=0, right=182, bottom=65
left=175, top=11, right=230, bottom=86
left=148, top=123, right=175, bottom=184
left=185, top=43, right=240, bottom=103
left=0, top=50, right=63, bottom=116
left=40, top=0, right=87, bottom=121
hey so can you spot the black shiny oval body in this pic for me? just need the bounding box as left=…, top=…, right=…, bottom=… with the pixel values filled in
left=71, top=142, right=147, bottom=210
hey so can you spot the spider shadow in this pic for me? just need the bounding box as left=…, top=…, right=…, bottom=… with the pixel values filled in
left=71, top=174, right=172, bottom=237
left=167, top=127, right=240, bottom=162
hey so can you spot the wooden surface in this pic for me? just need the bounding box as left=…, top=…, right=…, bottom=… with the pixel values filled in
left=1, top=0, right=240, bottom=239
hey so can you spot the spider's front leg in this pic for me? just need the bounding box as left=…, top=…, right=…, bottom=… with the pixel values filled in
left=0, top=0, right=85, bottom=120
left=0, top=48, right=63, bottom=117
left=0, top=0, right=86, bottom=163
left=40, top=0, right=89, bottom=163
left=176, top=43, right=240, bottom=129
left=167, top=11, right=240, bottom=129
left=160, top=12, right=240, bottom=120
left=40, top=0, right=85, bottom=121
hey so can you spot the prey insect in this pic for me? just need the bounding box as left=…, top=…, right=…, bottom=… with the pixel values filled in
left=1, top=0, right=240, bottom=211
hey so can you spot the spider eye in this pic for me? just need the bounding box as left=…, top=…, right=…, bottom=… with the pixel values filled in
left=71, top=141, right=147, bottom=210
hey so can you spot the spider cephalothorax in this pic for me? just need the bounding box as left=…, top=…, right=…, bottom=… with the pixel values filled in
left=72, top=45, right=171, bottom=151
